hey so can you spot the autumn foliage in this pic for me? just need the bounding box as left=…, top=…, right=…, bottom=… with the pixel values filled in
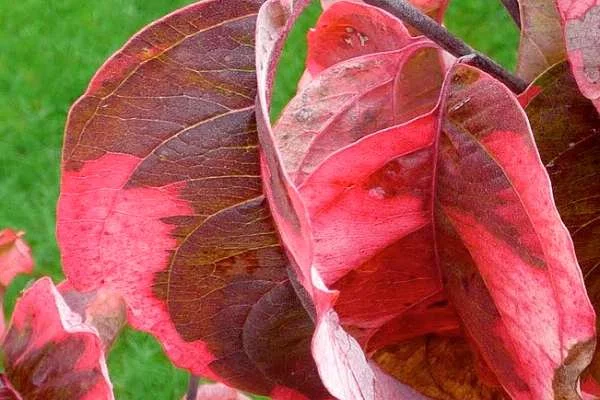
left=2, top=0, right=599, bottom=399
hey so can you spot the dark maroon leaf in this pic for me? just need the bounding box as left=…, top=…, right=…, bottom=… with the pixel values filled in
left=524, top=60, right=600, bottom=390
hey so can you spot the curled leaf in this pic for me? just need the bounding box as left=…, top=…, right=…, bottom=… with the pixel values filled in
left=0, top=229, right=35, bottom=339
left=313, top=62, right=593, bottom=398
left=306, top=1, right=414, bottom=77
left=1, top=278, right=113, bottom=400
left=257, top=2, right=429, bottom=398
left=58, top=281, right=127, bottom=351
left=275, top=41, right=445, bottom=186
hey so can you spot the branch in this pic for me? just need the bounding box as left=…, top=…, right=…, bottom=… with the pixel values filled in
left=364, top=0, right=528, bottom=93
left=186, top=375, right=200, bottom=400
left=500, top=0, right=521, bottom=29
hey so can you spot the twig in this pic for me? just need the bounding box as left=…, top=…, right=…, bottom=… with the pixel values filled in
left=500, top=0, right=521, bottom=29
left=364, top=0, right=528, bottom=93
left=186, top=375, right=200, bottom=400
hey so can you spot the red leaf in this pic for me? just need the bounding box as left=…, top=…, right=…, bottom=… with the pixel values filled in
left=275, top=41, right=445, bottom=185
left=306, top=1, right=414, bottom=77
left=1, top=278, right=113, bottom=400
left=0, top=229, right=35, bottom=339
left=555, top=0, right=600, bottom=112
left=258, top=3, right=407, bottom=398
left=57, top=1, right=329, bottom=398
left=256, top=2, right=455, bottom=398
left=318, top=63, right=592, bottom=397
left=0, top=229, right=34, bottom=288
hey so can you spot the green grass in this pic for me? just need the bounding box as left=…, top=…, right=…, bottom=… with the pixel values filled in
left=0, top=1, right=517, bottom=398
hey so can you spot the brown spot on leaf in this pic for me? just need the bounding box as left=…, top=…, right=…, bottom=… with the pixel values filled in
left=553, top=338, right=596, bottom=399
left=450, top=66, right=481, bottom=88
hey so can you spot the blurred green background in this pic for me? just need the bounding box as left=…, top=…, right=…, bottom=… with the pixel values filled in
left=0, top=0, right=518, bottom=398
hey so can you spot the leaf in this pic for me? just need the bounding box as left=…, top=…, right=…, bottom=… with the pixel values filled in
left=58, top=281, right=127, bottom=351
left=555, top=0, right=600, bottom=112
left=184, top=382, right=251, bottom=400
left=270, top=56, right=596, bottom=397
left=304, top=0, right=452, bottom=84
left=306, top=1, right=414, bottom=77
left=523, top=60, right=600, bottom=390
left=0, top=229, right=34, bottom=288
left=275, top=41, right=445, bottom=185
left=516, top=0, right=565, bottom=82
left=1, top=278, right=113, bottom=400
left=256, top=2, right=441, bottom=398
left=57, top=1, right=329, bottom=398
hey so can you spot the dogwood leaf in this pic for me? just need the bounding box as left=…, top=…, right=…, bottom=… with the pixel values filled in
left=57, top=1, right=329, bottom=398
left=1, top=278, right=113, bottom=400
left=0, top=229, right=34, bottom=338
left=306, top=1, right=414, bottom=77
left=256, top=2, right=440, bottom=398
left=275, top=41, right=445, bottom=185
